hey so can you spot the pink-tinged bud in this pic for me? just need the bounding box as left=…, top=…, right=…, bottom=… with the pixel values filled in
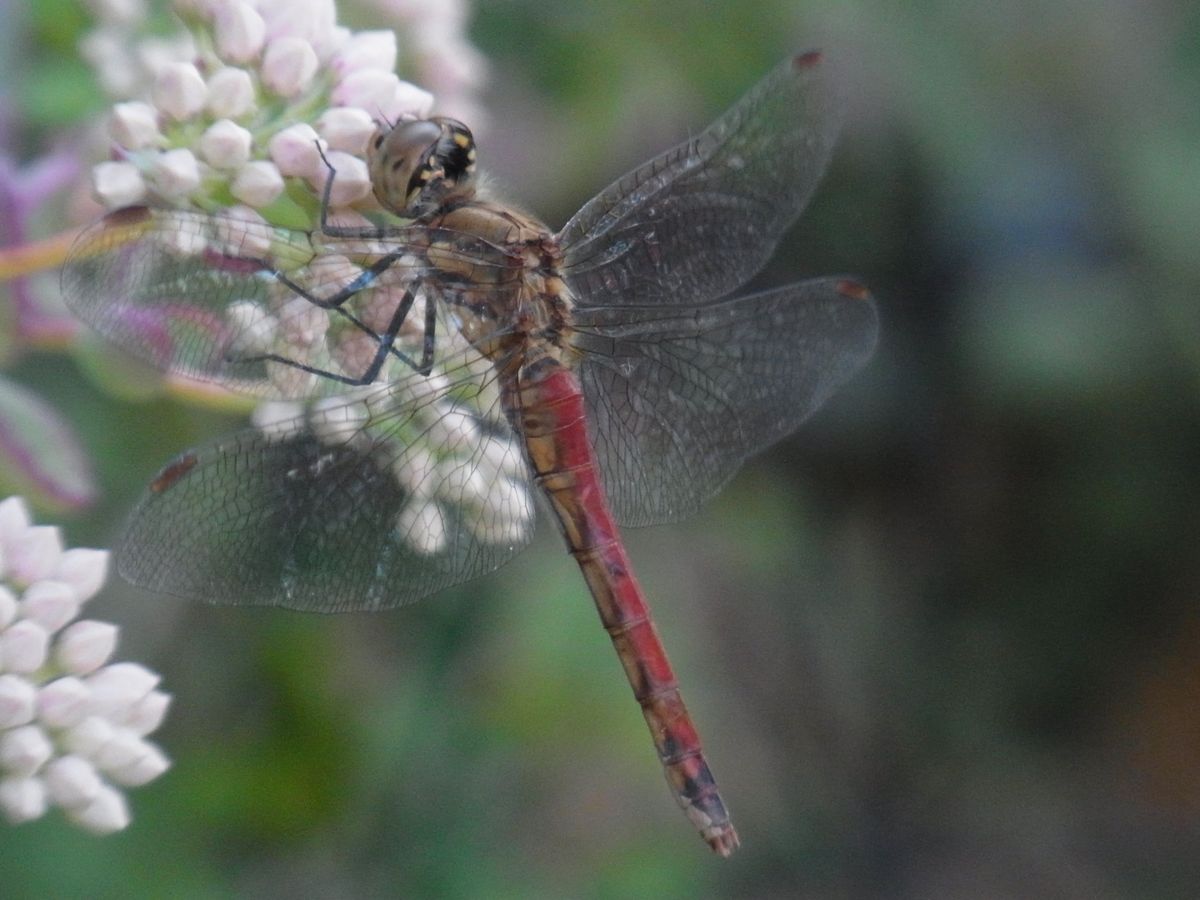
left=261, top=37, right=319, bottom=98
left=276, top=296, right=331, bottom=348
left=317, top=106, right=376, bottom=155
left=6, top=524, right=62, bottom=584
left=397, top=500, right=447, bottom=556
left=107, top=742, right=170, bottom=787
left=20, top=580, right=79, bottom=632
left=251, top=401, right=306, bottom=439
left=43, top=755, right=103, bottom=809
left=93, top=161, right=147, bottom=210
left=206, top=67, right=257, bottom=119
left=231, top=160, right=285, bottom=207
left=0, top=497, right=31, bottom=545
left=37, top=676, right=92, bottom=729
left=109, top=101, right=162, bottom=150
left=331, top=29, right=396, bottom=76
left=153, top=61, right=208, bottom=121
left=387, top=80, right=436, bottom=121
left=121, top=689, right=171, bottom=736
left=332, top=69, right=401, bottom=113
left=52, top=549, right=109, bottom=604
left=213, top=206, right=273, bottom=257
left=199, top=119, right=253, bottom=169
left=92, top=727, right=149, bottom=771
left=149, top=148, right=202, bottom=199
left=215, top=1, right=266, bottom=64
left=67, top=783, right=130, bottom=834
left=1, top=621, right=50, bottom=674
left=0, top=776, right=46, bottom=823
left=308, top=150, right=371, bottom=207
left=268, top=123, right=324, bottom=177
left=0, top=725, right=53, bottom=776
left=61, top=716, right=114, bottom=758
left=55, top=620, right=118, bottom=675
left=0, top=675, right=36, bottom=727
left=136, top=34, right=197, bottom=80
left=0, top=586, right=16, bottom=629
left=86, top=663, right=159, bottom=717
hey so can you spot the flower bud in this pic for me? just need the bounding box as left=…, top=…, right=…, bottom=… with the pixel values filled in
left=207, top=67, right=257, bottom=119
left=153, top=61, right=208, bottom=121
left=149, top=148, right=202, bottom=199
left=55, top=621, right=118, bottom=675
left=0, top=776, right=46, bottom=823
left=52, top=549, right=109, bottom=603
left=6, top=525, right=63, bottom=585
left=268, top=123, right=324, bottom=177
left=107, top=741, right=170, bottom=787
left=316, top=106, right=375, bottom=155
left=121, top=689, right=171, bottom=736
left=67, top=783, right=130, bottom=834
left=0, top=725, right=53, bottom=776
left=307, top=151, right=371, bottom=206
left=93, top=161, right=147, bottom=210
left=1, top=621, right=50, bottom=674
left=231, top=160, right=285, bottom=207
left=331, top=69, right=400, bottom=112
left=214, top=2, right=266, bottom=64
left=397, top=500, right=447, bottom=556
left=37, top=676, right=92, bottom=728
left=43, top=755, right=103, bottom=809
left=21, top=580, right=79, bottom=632
left=331, top=29, right=396, bottom=76
left=87, top=663, right=160, bottom=718
left=0, top=586, right=17, bottom=629
left=109, top=101, right=162, bottom=150
left=0, top=675, right=36, bottom=727
left=387, top=81, right=437, bottom=121
left=261, top=37, right=319, bottom=98
left=199, top=119, right=253, bottom=169
left=61, top=716, right=114, bottom=757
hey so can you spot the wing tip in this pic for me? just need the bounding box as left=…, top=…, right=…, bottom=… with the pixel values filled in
left=792, top=50, right=824, bottom=71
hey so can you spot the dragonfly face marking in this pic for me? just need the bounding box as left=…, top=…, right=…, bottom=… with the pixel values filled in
left=367, top=116, right=477, bottom=219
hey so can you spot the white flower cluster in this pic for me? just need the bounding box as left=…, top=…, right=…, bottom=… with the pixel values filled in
left=83, top=0, right=476, bottom=219
left=0, top=498, right=170, bottom=834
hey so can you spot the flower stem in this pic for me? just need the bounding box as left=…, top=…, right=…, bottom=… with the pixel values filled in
left=0, top=228, right=81, bottom=281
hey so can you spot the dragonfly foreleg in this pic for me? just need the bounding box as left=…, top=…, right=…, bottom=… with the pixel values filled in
left=230, top=277, right=437, bottom=386
left=312, top=142, right=393, bottom=240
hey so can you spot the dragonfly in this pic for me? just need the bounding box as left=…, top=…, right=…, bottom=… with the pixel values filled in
left=62, top=52, right=877, bottom=856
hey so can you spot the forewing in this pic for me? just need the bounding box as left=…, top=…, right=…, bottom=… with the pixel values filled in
left=571, top=278, right=877, bottom=526
left=118, top=355, right=535, bottom=612
left=61, top=206, right=510, bottom=399
left=558, top=53, right=838, bottom=308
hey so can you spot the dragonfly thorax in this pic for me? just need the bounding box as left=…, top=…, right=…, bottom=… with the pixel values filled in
left=367, top=116, right=477, bottom=219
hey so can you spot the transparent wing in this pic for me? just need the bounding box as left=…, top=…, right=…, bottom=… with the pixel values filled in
left=61, top=206, right=515, bottom=399
left=570, top=278, right=877, bottom=526
left=558, top=52, right=838, bottom=308
left=118, top=349, right=536, bottom=612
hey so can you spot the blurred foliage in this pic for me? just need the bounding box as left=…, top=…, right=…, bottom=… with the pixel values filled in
left=2, top=0, right=1200, bottom=898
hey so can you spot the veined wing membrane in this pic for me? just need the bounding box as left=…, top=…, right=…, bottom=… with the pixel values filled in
left=119, top=350, right=536, bottom=612
left=558, top=53, right=838, bottom=308
left=61, top=206, right=516, bottom=399
left=571, top=278, right=877, bottom=526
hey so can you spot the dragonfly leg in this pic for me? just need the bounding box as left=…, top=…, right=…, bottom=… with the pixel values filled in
left=230, top=278, right=438, bottom=384
left=311, top=142, right=395, bottom=240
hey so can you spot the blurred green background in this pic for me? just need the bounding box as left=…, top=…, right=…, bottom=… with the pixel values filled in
left=3, top=0, right=1200, bottom=897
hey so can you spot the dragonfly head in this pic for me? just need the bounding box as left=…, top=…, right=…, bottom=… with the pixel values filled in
left=367, top=116, right=477, bottom=218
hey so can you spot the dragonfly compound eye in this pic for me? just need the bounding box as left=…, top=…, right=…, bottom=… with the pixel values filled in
left=367, top=117, right=477, bottom=218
